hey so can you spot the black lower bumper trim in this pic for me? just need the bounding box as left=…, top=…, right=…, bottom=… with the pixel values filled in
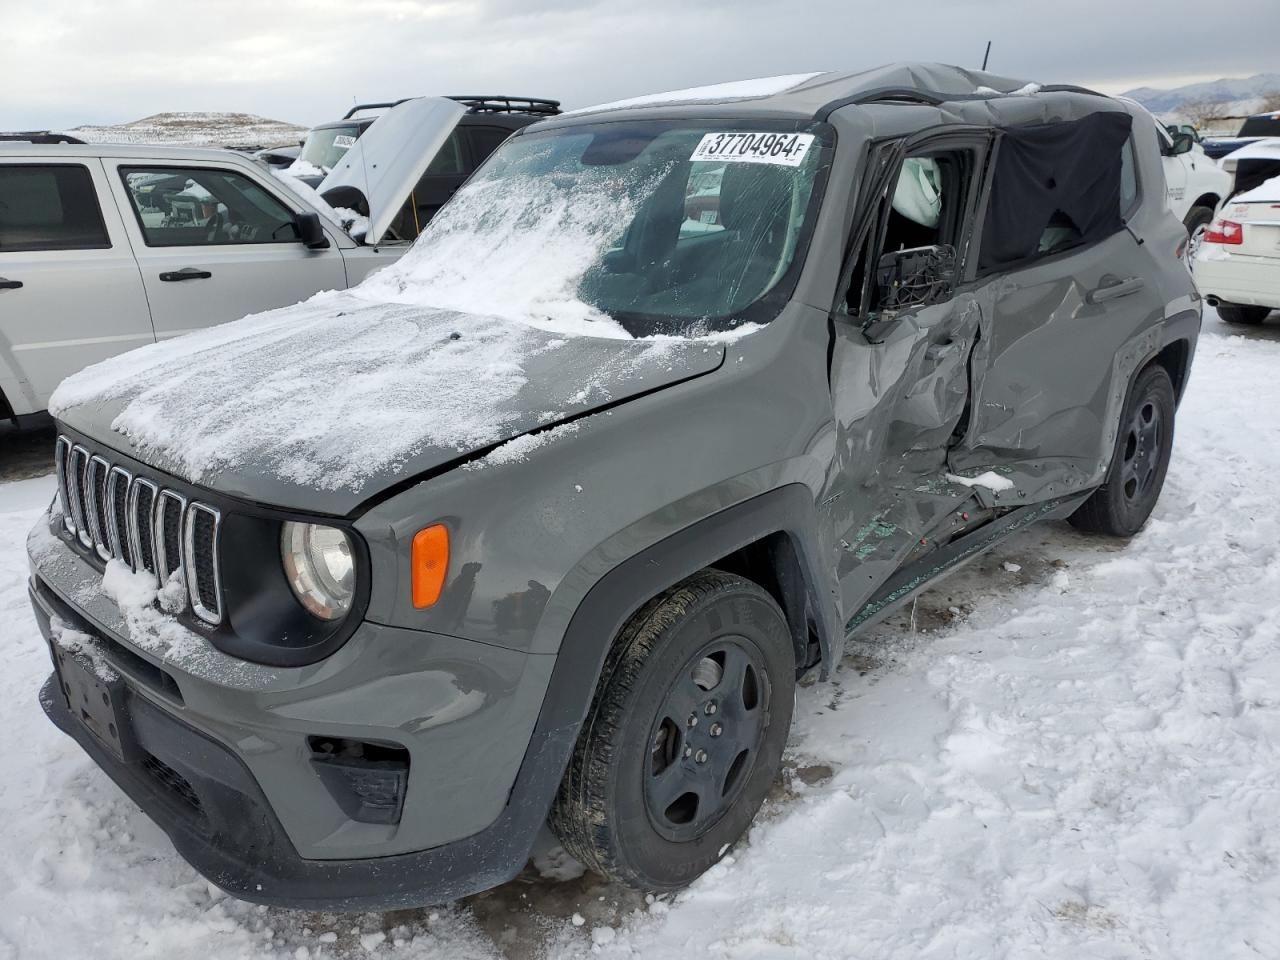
left=31, top=575, right=577, bottom=911
left=40, top=674, right=574, bottom=910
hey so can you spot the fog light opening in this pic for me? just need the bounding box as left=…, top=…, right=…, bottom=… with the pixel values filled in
left=308, top=736, right=410, bottom=825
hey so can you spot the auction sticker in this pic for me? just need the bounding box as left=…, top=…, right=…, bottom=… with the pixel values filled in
left=690, top=132, right=814, bottom=167
left=333, top=135, right=357, bottom=149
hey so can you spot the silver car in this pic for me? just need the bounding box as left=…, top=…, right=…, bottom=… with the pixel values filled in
left=0, top=98, right=468, bottom=423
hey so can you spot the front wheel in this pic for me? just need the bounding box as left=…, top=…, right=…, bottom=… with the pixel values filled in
left=549, top=569, right=795, bottom=890
left=1217, top=302, right=1271, bottom=325
left=1183, top=205, right=1214, bottom=264
left=1069, top=364, right=1176, bottom=537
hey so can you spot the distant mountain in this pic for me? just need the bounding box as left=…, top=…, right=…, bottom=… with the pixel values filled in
left=66, top=112, right=307, bottom=149
left=1123, top=73, right=1280, bottom=116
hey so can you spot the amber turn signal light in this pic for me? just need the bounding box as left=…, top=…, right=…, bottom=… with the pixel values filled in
left=411, top=524, right=449, bottom=608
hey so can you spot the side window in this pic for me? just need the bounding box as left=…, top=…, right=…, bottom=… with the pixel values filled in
left=977, top=112, right=1133, bottom=273
left=0, top=164, right=110, bottom=252
left=845, top=148, right=975, bottom=315
left=424, top=131, right=466, bottom=176
left=1119, top=138, right=1138, bottom=217
left=467, top=127, right=512, bottom=169
left=121, top=167, right=300, bottom=246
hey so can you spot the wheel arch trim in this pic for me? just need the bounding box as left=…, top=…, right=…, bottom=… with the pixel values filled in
left=532, top=482, right=837, bottom=738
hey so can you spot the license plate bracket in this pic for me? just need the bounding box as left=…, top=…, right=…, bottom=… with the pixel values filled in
left=50, top=642, right=139, bottom=764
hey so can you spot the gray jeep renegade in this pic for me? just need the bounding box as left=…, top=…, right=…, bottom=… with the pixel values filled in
left=28, top=63, right=1199, bottom=910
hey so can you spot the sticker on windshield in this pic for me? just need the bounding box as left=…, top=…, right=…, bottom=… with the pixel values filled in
left=690, top=132, right=815, bottom=167
left=333, top=135, right=356, bottom=149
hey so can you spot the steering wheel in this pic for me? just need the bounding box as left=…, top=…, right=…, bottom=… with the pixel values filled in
left=204, top=211, right=224, bottom=243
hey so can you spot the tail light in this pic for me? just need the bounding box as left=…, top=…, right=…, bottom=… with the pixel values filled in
left=1203, top=219, right=1243, bottom=245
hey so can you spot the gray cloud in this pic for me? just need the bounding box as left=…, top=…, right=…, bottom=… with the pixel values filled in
left=4, top=0, right=1276, bottom=131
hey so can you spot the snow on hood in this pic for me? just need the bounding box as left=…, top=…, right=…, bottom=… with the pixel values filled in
left=48, top=290, right=724, bottom=511
left=48, top=140, right=746, bottom=512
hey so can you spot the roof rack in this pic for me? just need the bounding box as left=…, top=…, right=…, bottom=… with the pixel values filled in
left=342, top=96, right=561, bottom=121
left=446, top=95, right=562, bottom=116
left=0, top=131, right=86, bottom=144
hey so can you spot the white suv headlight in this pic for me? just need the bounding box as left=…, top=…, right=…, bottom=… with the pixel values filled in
left=281, top=521, right=355, bottom=620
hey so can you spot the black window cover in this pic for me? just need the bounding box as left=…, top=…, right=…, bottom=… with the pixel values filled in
left=979, top=111, right=1133, bottom=271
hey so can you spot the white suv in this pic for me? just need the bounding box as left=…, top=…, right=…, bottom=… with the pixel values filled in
left=0, top=98, right=464, bottom=423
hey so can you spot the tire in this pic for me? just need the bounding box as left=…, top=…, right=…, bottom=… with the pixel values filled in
left=1069, top=364, right=1176, bottom=537
left=1217, top=302, right=1271, bottom=325
left=549, top=569, right=795, bottom=890
left=1183, top=204, right=1214, bottom=263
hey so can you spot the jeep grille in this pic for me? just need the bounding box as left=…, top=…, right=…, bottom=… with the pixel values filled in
left=54, top=435, right=224, bottom=626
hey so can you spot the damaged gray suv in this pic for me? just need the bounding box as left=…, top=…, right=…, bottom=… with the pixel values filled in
left=29, top=63, right=1199, bottom=909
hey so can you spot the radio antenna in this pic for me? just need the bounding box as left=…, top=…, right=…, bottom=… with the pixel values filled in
left=981, top=41, right=992, bottom=71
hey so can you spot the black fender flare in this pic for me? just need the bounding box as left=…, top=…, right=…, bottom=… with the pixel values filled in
left=533, top=481, right=837, bottom=739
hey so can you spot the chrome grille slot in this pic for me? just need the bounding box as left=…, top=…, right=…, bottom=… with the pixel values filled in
left=154, top=490, right=187, bottom=582
left=52, top=434, right=225, bottom=628
left=129, top=478, right=158, bottom=575
left=55, top=437, right=75, bottom=535
left=183, top=503, right=223, bottom=625
left=106, top=466, right=133, bottom=567
left=85, top=455, right=112, bottom=562
left=69, top=445, right=92, bottom=549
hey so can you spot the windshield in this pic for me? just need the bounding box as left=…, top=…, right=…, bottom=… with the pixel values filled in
left=357, top=119, right=831, bottom=338
left=297, top=123, right=362, bottom=173
left=1239, top=115, right=1280, bottom=138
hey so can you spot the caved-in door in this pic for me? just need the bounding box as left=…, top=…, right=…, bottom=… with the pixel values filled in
left=825, top=134, right=990, bottom=616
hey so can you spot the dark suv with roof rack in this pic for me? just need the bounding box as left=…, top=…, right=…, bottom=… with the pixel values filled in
left=290, top=95, right=560, bottom=229
left=32, top=63, right=1198, bottom=911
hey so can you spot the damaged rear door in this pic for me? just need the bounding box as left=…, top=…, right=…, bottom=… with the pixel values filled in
left=950, top=112, right=1167, bottom=501
left=825, top=130, right=993, bottom=616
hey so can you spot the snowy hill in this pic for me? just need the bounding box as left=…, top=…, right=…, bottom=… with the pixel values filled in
left=1123, top=73, right=1280, bottom=116
left=66, top=112, right=307, bottom=149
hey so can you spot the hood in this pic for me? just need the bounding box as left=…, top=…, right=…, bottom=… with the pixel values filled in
left=318, top=97, right=466, bottom=244
left=48, top=291, right=724, bottom=516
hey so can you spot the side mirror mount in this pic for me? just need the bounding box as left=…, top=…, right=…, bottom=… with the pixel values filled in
left=874, top=243, right=956, bottom=310
left=295, top=211, right=330, bottom=249
left=861, top=244, right=956, bottom=340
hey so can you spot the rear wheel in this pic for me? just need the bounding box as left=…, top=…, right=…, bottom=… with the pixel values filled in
left=1069, top=364, right=1176, bottom=538
left=550, top=569, right=795, bottom=890
left=1217, top=302, right=1271, bottom=325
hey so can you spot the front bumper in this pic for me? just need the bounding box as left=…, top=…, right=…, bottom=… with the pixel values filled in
left=28, top=513, right=572, bottom=910
left=1194, top=251, right=1280, bottom=311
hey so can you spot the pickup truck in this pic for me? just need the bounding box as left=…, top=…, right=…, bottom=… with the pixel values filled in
left=1202, top=111, right=1280, bottom=159
left=1153, top=119, right=1233, bottom=256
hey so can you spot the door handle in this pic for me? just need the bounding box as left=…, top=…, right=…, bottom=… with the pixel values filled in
left=159, top=268, right=212, bottom=282
left=0, top=277, right=22, bottom=290
left=1088, top=276, right=1144, bottom=304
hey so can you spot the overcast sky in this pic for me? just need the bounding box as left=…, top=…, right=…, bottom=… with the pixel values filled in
left=4, top=0, right=1277, bottom=131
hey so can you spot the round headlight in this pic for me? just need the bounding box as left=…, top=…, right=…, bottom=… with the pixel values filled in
left=281, top=521, right=355, bottom=620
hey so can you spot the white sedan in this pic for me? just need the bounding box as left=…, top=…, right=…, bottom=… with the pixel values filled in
left=1193, top=174, right=1280, bottom=325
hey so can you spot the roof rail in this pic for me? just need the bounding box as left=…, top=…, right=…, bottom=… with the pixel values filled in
left=817, top=82, right=1110, bottom=120
left=342, top=99, right=415, bottom=120
left=0, top=131, right=86, bottom=144
left=446, top=95, right=562, bottom=116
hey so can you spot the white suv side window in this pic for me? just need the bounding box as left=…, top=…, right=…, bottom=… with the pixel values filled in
left=0, top=164, right=110, bottom=252
left=121, top=167, right=301, bottom=247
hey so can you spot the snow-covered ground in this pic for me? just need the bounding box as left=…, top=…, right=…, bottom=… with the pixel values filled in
left=1, top=311, right=1279, bottom=960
